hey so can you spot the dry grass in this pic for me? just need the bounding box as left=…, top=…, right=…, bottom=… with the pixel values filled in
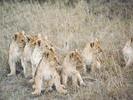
left=0, top=0, right=133, bottom=100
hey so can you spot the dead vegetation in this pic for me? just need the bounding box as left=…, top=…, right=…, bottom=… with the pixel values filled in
left=0, top=0, right=133, bottom=100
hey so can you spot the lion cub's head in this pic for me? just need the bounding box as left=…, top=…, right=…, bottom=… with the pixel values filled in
left=34, top=34, right=58, bottom=64
left=69, top=49, right=85, bottom=71
left=89, top=38, right=103, bottom=54
left=34, top=34, right=53, bottom=51
left=124, top=37, right=133, bottom=47
left=13, top=31, right=26, bottom=48
left=45, top=46, right=60, bottom=66
left=26, top=34, right=39, bottom=47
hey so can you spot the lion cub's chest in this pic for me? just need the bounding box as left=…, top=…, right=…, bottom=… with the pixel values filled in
left=9, top=42, right=23, bottom=60
left=31, top=47, right=43, bottom=66
left=63, top=57, right=77, bottom=76
left=39, top=59, right=55, bottom=81
left=82, top=48, right=93, bottom=64
left=123, top=46, right=133, bottom=60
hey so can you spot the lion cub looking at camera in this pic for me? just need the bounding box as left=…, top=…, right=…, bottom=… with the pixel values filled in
left=32, top=36, right=66, bottom=96
left=122, top=38, right=133, bottom=68
left=8, top=31, right=26, bottom=76
left=61, top=49, right=85, bottom=88
left=21, top=34, right=39, bottom=78
left=82, top=39, right=103, bottom=72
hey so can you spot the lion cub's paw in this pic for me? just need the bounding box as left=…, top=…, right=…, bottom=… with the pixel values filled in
left=32, top=84, right=35, bottom=89
left=60, top=89, right=67, bottom=94
left=58, top=86, right=67, bottom=94
left=7, top=73, right=15, bottom=76
left=60, top=84, right=66, bottom=89
left=80, top=82, right=86, bottom=87
left=29, top=79, right=34, bottom=83
left=45, top=87, right=53, bottom=93
left=32, top=90, right=41, bottom=96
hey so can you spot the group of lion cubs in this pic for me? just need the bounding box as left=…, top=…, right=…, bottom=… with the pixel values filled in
left=8, top=31, right=133, bottom=96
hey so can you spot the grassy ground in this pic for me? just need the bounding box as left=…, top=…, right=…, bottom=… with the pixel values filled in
left=0, top=0, right=133, bottom=100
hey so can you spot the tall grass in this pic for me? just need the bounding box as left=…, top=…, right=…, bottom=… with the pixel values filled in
left=0, top=0, right=133, bottom=100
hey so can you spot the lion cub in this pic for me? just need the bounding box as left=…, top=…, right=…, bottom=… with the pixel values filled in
left=122, top=38, right=133, bottom=68
left=30, top=34, right=51, bottom=82
left=32, top=39, right=67, bottom=95
left=8, top=31, right=26, bottom=76
left=82, top=39, right=103, bottom=72
left=61, top=49, right=85, bottom=88
left=21, top=34, right=38, bottom=78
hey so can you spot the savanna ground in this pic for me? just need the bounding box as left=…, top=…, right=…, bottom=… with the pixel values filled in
left=0, top=0, right=133, bottom=100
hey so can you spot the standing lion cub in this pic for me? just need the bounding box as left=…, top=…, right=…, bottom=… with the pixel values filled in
left=8, top=31, right=26, bottom=76
left=122, top=38, right=133, bottom=68
left=21, top=34, right=39, bottom=78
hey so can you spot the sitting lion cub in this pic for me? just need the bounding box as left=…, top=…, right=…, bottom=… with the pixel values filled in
left=21, top=34, right=38, bottom=78
left=122, top=38, right=133, bottom=68
left=61, top=49, right=85, bottom=88
left=32, top=38, right=67, bottom=96
left=8, top=31, right=26, bottom=76
left=82, top=39, right=103, bottom=72
left=30, top=34, right=52, bottom=82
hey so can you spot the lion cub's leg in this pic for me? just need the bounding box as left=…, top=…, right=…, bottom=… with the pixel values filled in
left=54, top=73, right=67, bottom=94
left=45, top=80, right=54, bottom=93
left=8, top=58, right=16, bottom=76
left=91, top=61, right=101, bottom=72
left=21, top=59, right=28, bottom=78
left=72, top=71, right=85, bottom=87
left=76, top=72, right=85, bottom=86
left=62, top=73, right=68, bottom=86
left=125, top=59, right=133, bottom=68
left=29, top=65, right=36, bottom=83
left=32, top=75, right=43, bottom=95
left=72, top=73, right=79, bottom=88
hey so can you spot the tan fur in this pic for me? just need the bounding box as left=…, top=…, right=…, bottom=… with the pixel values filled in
left=61, top=49, right=85, bottom=88
left=122, top=38, right=133, bottom=68
left=82, top=38, right=103, bottom=72
left=8, top=31, right=26, bottom=76
left=91, top=56, right=102, bottom=72
left=21, top=34, right=38, bottom=78
left=30, top=34, right=53, bottom=83
left=32, top=39, right=67, bottom=96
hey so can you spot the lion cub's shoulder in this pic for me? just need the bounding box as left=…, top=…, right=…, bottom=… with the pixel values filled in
left=122, top=38, right=133, bottom=67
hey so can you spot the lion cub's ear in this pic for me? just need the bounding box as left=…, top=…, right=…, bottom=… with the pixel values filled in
left=131, top=37, right=133, bottom=43
left=49, top=47, right=54, bottom=53
left=95, top=38, right=100, bottom=44
left=21, top=31, right=25, bottom=35
left=75, top=49, right=78, bottom=53
left=26, top=35, right=31, bottom=42
left=90, top=42, right=94, bottom=48
left=46, top=52, right=49, bottom=58
left=44, top=36, right=48, bottom=40
left=70, top=52, right=74, bottom=58
left=37, top=40, right=41, bottom=46
left=13, top=33, right=17, bottom=41
left=44, top=52, right=49, bottom=58
left=38, top=34, right=41, bottom=38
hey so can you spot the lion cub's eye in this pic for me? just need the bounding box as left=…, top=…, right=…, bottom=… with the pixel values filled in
left=21, top=39, right=24, bottom=42
left=33, top=42, right=36, bottom=45
left=45, top=45, right=48, bottom=48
